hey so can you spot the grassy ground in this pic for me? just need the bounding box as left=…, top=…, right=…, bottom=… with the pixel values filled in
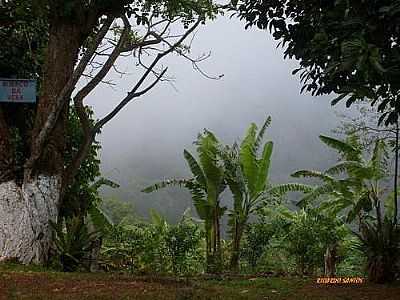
left=1, top=263, right=399, bottom=299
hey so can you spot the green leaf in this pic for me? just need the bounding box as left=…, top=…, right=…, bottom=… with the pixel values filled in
left=90, top=177, right=120, bottom=190
left=141, top=178, right=192, bottom=193
left=183, top=149, right=206, bottom=188
left=88, top=205, right=113, bottom=233
left=319, top=135, right=359, bottom=156
left=291, top=170, right=334, bottom=182
left=254, top=116, right=272, bottom=152
left=331, top=93, right=348, bottom=106
left=269, top=183, right=313, bottom=197
left=239, top=123, right=258, bottom=194
left=196, top=130, right=224, bottom=203
left=255, top=141, right=273, bottom=192
left=325, top=161, right=364, bottom=176
left=297, top=184, right=335, bottom=207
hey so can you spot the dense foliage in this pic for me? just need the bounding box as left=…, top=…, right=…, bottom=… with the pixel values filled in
left=221, top=117, right=273, bottom=271
left=101, top=211, right=204, bottom=275
left=143, top=130, right=226, bottom=273
left=235, top=0, right=400, bottom=124
left=3, top=0, right=400, bottom=284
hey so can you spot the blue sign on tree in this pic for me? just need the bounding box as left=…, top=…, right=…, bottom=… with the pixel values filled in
left=0, top=79, right=37, bottom=103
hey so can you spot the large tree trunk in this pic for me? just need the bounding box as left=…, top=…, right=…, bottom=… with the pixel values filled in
left=0, top=176, right=60, bottom=264
left=0, top=16, right=84, bottom=264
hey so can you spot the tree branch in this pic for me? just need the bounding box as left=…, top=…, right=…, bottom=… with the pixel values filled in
left=93, top=18, right=203, bottom=132
left=61, top=16, right=131, bottom=195
left=60, top=17, right=206, bottom=198
left=94, top=68, right=168, bottom=131
left=24, top=17, right=115, bottom=181
left=74, top=16, right=130, bottom=105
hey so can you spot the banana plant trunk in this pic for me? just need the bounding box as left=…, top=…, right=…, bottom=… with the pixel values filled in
left=324, top=243, right=337, bottom=277
left=367, top=255, right=396, bottom=283
left=0, top=19, right=83, bottom=264
left=206, top=210, right=222, bottom=273
left=229, top=221, right=245, bottom=272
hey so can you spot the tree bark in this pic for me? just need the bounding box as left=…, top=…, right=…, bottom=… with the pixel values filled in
left=393, top=120, right=398, bottom=224
left=29, top=19, right=82, bottom=178
left=0, top=17, right=84, bottom=264
left=0, top=176, right=60, bottom=264
left=0, top=108, right=14, bottom=183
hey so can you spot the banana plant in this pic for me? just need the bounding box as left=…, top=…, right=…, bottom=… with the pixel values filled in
left=277, top=134, right=400, bottom=282
left=220, top=117, right=275, bottom=272
left=142, top=130, right=226, bottom=273
left=275, top=134, right=391, bottom=224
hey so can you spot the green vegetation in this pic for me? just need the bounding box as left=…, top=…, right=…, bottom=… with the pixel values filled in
left=221, top=117, right=273, bottom=272
left=143, top=130, right=226, bottom=273
left=101, top=210, right=204, bottom=275
left=2, top=1, right=400, bottom=298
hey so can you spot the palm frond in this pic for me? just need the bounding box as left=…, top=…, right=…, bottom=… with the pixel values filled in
left=150, top=209, right=168, bottom=228
left=318, top=197, right=353, bottom=215
left=346, top=193, right=372, bottom=223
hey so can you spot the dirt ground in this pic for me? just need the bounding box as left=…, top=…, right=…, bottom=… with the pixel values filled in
left=294, top=281, right=400, bottom=300
left=0, top=271, right=399, bottom=300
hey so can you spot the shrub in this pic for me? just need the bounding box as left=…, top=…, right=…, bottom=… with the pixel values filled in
left=101, top=215, right=204, bottom=275
left=241, top=222, right=273, bottom=272
left=51, top=216, right=100, bottom=272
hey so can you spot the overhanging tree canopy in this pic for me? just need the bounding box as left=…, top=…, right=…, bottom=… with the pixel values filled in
left=234, top=0, right=400, bottom=124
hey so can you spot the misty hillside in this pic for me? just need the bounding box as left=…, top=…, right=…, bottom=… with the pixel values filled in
left=91, top=17, right=350, bottom=221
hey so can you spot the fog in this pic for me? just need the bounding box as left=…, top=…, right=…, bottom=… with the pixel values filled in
left=88, top=16, right=349, bottom=221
